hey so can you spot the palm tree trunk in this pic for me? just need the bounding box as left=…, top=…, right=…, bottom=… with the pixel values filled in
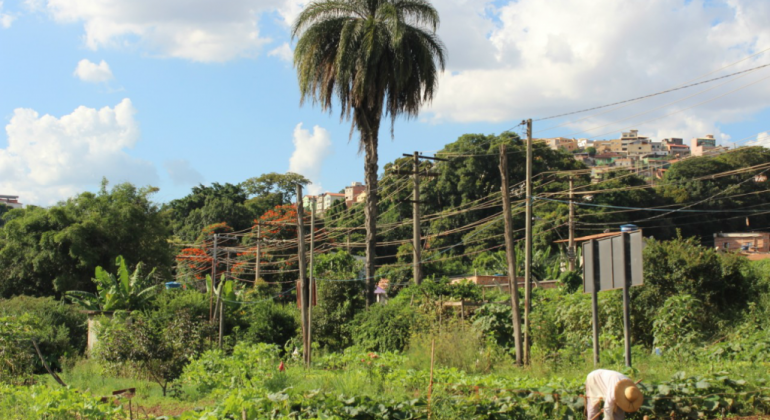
left=363, top=129, right=379, bottom=308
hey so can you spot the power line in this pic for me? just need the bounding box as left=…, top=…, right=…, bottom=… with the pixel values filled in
left=534, top=62, right=770, bottom=122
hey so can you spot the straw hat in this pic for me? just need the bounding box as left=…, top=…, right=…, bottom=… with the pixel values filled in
left=614, top=379, right=643, bottom=413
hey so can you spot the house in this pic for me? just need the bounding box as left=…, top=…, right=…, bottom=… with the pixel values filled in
left=344, top=182, right=365, bottom=208
left=666, top=144, right=690, bottom=157
left=614, top=157, right=634, bottom=168
left=449, top=274, right=558, bottom=290
left=543, top=137, right=578, bottom=152
left=594, top=152, right=622, bottom=166
left=0, top=195, right=22, bottom=209
left=691, top=134, right=717, bottom=157
left=714, top=232, right=770, bottom=253
left=322, top=193, right=345, bottom=214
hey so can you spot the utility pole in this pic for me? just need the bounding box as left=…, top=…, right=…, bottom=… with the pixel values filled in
left=307, top=201, right=316, bottom=366
left=346, top=230, right=351, bottom=253
left=499, top=143, right=523, bottom=365
left=411, top=151, right=423, bottom=285
left=210, top=233, right=218, bottom=322
left=524, top=118, right=533, bottom=365
left=568, top=176, right=576, bottom=271
left=295, top=184, right=309, bottom=368
left=392, top=152, right=445, bottom=285
left=219, top=250, right=230, bottom=349
left=254, top=223, right=261, bottom=287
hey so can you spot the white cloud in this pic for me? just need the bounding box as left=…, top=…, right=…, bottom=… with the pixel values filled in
left=268, top=42, right=292, bottom=62
left=0, top=99, right=158, bottom=205
left=0, top=1, right=15, bottom=28
left=41, top=0, right=300, bottom=62
left=164, top=159, right=205, bottom=186
left=746, top=131, right=770, bottom=148
left=288, top=123, right=332, bottom=195
left=73, top=59, right=114, bottom=83
left=426, top=0, right=770, bottom=139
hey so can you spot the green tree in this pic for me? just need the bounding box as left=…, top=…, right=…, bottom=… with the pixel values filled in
left=311, top=251, right=365, bottom=350
left=293, top=0, right=446, bottom=304
left=66, top=256, right=158, bottom=312
left=165, top=182, right=253, bottom=242
left=586, top=146, right=597, bottom=157
left=0, top=181, right=172, bottom=297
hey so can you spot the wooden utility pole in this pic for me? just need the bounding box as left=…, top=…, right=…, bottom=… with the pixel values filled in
left=219, top=250, right=229, bottom=349
left=568, top=176, right=576, bottom=271
left=412, top=151, right=423, bottom=285
left=210, top=233, right=218, bottom=322
left=307, top=201, right=316, bottom=366
left=523, top=118, right=533, bottom=364
left=622, top=232, right=633, bottom=367
left=346, top=230, right=351, bottom=253
left=254, top=223, right=261, bottom=287
left=392, top=152, right=446, bottom=285
left=591, top=239, right=601, bottom=366
left=499, top=143, right=523, bottom=365
left=295, top=184, right=309, bottom=367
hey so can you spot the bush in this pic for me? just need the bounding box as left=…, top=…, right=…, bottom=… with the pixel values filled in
left=652, top=294, right=707, bottom=352
left=352, top=299, right=428, bottom=352
left=0, top=315, right=36, bottom=384
left=239, top=301, right=299, bottom=348
left=311, top=251, right=365, bottom=351
left=408, top=321, right=501, bottom=374
left=94, top=308, right=213, bottom=396
left=178, top=342, right=282, bottom=396
left=0, top=296, right=87, bottom=372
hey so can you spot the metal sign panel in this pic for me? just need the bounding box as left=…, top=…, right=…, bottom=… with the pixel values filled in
left=582, top=231, right=643, bottom=293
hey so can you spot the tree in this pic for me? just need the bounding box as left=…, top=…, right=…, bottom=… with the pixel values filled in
left=66, top=256, right=158, bottom=312
left=95, top=309, right=212, bottom=396
left=164, top=183, right=253, bottom=243
left=0, top=181, right=172, bottom=297
left=292, top=0, right=446, bottom=305
left=586, top=146, right=597, bottom=157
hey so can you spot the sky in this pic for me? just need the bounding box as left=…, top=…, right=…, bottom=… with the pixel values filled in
left=2, top=0, right=770, bottom=206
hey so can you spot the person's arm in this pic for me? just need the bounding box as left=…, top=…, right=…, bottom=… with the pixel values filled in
left=603, top=395, right=615, bottom=419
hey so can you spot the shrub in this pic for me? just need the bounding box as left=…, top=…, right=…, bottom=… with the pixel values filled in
left=311, top=251, right=365, bottom=351
left=94, top=308, right=213, bottom=396
left=652, top=294, right=707, bottom=352
left=0, top=296, right=87, bottom=372
left=239, top=301, right=299, bottom=348
left=178, top=342, right=282, bottom=396
left=0, top=315, right=36, bottom=384
left=351, top=299, right=428, bottom=352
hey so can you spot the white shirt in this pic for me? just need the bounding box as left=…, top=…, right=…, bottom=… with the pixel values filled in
left=586, top=369, right=629, bottom=420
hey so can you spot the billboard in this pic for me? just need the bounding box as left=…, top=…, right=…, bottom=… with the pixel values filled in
left=583, top=231, right=643, bottom=293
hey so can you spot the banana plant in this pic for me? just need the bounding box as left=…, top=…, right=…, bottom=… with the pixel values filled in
left=206, top=274, right=237, bottom=308
left=66, top=256, right=158, bottom=311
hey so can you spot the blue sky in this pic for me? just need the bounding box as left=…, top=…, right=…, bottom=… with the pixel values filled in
left=1, top=0, right=770, bottom=205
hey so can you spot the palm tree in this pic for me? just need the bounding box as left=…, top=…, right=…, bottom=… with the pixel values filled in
left=293, top=0, right=446, bottom=305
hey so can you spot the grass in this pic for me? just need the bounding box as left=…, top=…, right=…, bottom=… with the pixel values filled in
left=39, top=358, right=209, bottom=416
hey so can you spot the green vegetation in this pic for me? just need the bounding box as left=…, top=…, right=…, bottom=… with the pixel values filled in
left=3, top=129, right=770, bottom=418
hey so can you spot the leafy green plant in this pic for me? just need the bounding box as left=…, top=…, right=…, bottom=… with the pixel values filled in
left=0, top=296, right=87, bottom=372
left=0, top=315, right=36, bottom=385
left=66, top=255, right=158, bottom=311
left=0, top=382, right=125, bottom=419
left=352, top=299, right=428, bottom=352
left=94, top=309, right=212, bottom=396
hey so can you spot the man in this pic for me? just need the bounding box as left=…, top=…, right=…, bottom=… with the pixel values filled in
left=586, top=369, right=643, bottom=420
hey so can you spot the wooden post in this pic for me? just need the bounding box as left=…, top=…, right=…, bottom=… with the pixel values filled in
left=218, top=250, right=229, bottom=349
left=524, top=118, right=533, bottom=365
left=500, top=143, right=523, bottom=366
left=622, top=232, right=633, bottom=367
left=591, top=239, right=601, bottom=366
left=210, top=233, right=218, bottom=321
left=412, top=151, right=423, bottom=285
left=428, top=338, right=436, bottom=419
left=254, top=224, right=261, bottom=287
left=296, top=184, right=309, bottom=368
left=568, top=176, right=576, bottom=271
left=308, top=201, right=315, bottom=366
